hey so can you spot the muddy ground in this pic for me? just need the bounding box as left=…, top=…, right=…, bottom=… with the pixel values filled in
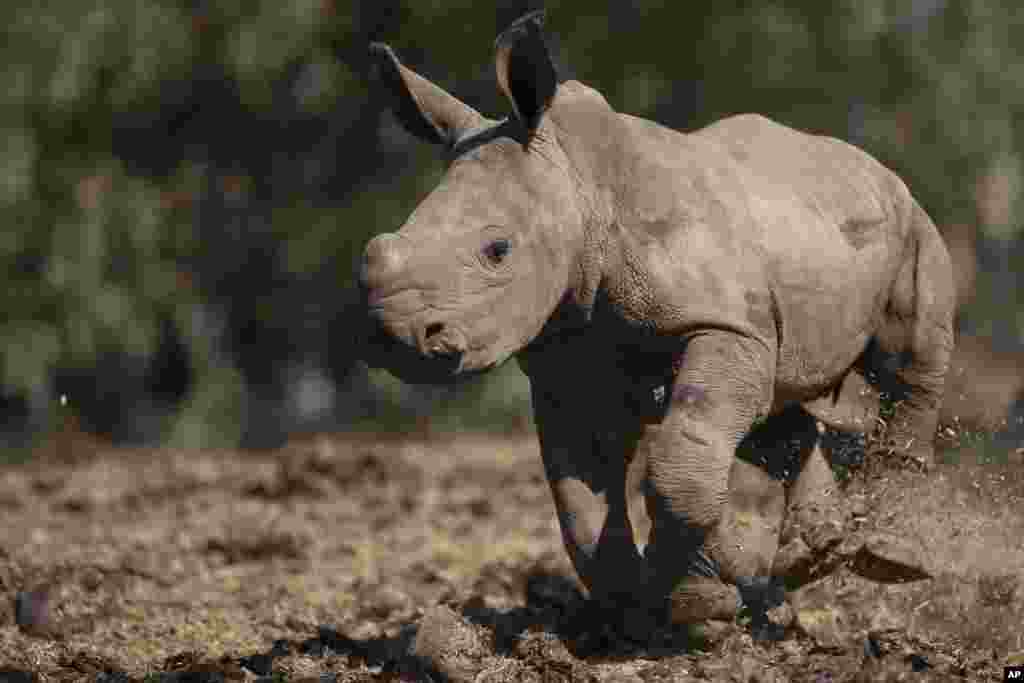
left=1, top=424, right=1023, bottom=682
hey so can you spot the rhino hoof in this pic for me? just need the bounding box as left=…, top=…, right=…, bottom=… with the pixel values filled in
left=667, top=577, right=741, bottom=624
left=772, top=537, right=844, bottom=589
left=781, top=502, right=848, bottom=550
left=848, top=532, right=932, bottom=583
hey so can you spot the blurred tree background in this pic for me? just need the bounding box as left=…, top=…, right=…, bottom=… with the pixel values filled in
left=1, top=0, right=1021, bottom=454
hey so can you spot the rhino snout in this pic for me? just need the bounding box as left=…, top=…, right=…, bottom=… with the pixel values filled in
left=359, top=232, right=408, bottom=299
left=361, top=308, right=467, bottom=370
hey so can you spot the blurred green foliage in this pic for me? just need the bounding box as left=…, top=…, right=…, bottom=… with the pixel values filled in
left=1, top=0, right=1021, bottom=447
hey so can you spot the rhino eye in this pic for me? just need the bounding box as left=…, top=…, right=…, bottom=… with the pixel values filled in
left=482, top=238, right=511, bottom=266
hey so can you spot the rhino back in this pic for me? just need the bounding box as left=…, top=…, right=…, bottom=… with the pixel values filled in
left=607, top=111, right=916, bottom=402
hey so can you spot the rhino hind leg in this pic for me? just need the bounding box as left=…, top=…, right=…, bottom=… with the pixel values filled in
left=762, top=407, right=934, bottom=588
left=738, top=406, right=855, bottom=590
left=717, top=458, right=786, bottom=581
left=772, top=432, right=852, bottom=589
left=869, top=213, right=955, bottom=467
left=732, top=406, right=847, bottom=593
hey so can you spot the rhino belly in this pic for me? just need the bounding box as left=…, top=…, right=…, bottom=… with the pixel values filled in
left=767, top=260, right=891, bottom=427
left=771, top=328, right=876, bottom=430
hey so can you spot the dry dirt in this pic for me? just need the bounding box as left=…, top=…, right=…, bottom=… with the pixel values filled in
left=1, top=426, right=1023, bottom=682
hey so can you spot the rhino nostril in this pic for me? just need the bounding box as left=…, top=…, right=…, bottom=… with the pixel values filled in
left=425, top=322, right=445, bottom=339
left=422, top=322, right=466, bottom=365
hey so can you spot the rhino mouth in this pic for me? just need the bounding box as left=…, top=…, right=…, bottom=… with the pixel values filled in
left=361, top=320, right=495, bottom=385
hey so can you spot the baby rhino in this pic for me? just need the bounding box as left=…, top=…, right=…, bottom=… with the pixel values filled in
left=358, top=12, right=954, bottom=639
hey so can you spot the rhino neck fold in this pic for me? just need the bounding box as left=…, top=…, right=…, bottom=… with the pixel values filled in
left=543, top=83, right=635, bottom=335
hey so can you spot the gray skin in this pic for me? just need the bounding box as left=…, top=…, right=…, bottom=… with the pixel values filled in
left=359, top=15, right=955, bottom=631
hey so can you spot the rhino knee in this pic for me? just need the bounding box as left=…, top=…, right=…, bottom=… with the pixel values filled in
left=643, top=421, right=731, bottom=528
left=647, top=466, right=730, bottom=536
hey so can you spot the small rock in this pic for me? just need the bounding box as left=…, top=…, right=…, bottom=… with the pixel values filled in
left=795, top=606, right=848, bottom=650
left=411, top=605, right=487, bottom=683
left=765, top=601, right=795, bottom=630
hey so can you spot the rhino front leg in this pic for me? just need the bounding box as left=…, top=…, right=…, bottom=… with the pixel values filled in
left=642, top=331, right=775, bottom=626
left=529, top=382, right=649, bottom=614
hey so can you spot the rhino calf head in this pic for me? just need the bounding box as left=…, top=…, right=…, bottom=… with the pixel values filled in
left=359, top=13, right=588, bottom=384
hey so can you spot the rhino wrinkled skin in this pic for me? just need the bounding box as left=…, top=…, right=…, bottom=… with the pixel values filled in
left=358, top=13, right=954, bottom=635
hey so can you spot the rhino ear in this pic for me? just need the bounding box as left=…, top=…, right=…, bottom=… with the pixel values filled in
left=368, top=42, right=485, bottom=147
left=494, top=9, right=559, bottom=139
